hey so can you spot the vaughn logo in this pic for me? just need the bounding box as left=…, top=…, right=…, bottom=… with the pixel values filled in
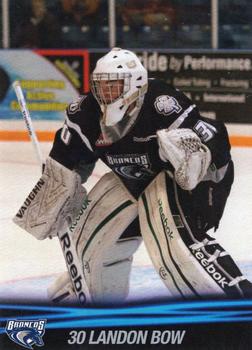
left=5, top=319, right=46, bottom=349
left=16, top=179, right=45, bottom=219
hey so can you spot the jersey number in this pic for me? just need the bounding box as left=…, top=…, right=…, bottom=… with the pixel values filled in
left=61, top=124, right=72, bottom=145
left=193, top=121, right=216, bottom=142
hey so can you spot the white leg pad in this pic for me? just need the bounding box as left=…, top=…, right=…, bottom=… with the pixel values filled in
left=90, top=237, right=142, bottom=303
left=47, top=236, right=142, bottom=304
left=138, top=171, right=227, bottom=299
left=71, top=172, right=140, bottom=304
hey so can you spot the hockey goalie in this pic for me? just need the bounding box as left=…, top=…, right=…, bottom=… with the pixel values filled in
left=13, top=48, right=252, bottom=304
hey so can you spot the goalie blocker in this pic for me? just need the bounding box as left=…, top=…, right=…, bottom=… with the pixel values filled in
left=139, top=171, right=252, bottom=299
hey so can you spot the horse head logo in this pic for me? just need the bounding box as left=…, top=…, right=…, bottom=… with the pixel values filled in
left=6, top=320, right=46, bottom=349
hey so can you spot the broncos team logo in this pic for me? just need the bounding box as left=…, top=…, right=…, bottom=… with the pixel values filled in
left=5, top=319, right=46, bottom=349
left=154, top=95, right=182, bottom=116
left=114, top=165, right=154, bottom=180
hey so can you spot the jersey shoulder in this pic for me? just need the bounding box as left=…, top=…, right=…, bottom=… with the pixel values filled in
left=65, top=92, right=101, bottom=134
left=145, top=79, right=194, bottom=117
left=66, top=92, right=100, bottom=122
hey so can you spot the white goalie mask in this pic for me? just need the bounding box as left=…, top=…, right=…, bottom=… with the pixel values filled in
left=91, top=48, right=148, bottom=127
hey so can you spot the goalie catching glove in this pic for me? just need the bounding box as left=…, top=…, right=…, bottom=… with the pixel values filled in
left=157, top=128, right=211, bottom=190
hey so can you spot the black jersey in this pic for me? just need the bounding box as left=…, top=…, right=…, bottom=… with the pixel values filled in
left=50, top=79, right=234, bottom=231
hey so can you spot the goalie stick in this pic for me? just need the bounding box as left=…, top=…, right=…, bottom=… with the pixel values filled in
left=13, top=81, right=90, bottom=304
left=13, top=81, right=44, bottom=169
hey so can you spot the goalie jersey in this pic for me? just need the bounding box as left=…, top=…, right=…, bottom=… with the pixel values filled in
left=50, top=79, right=234, bottom=232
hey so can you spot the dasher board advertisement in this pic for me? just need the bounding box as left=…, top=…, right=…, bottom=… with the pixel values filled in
left=0, top=49, right=89, bottom=121
left=90, top=50, right=252, bottom=123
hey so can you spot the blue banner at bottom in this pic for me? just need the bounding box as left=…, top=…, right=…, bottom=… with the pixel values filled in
left=1, top=300, right=252, bottom=349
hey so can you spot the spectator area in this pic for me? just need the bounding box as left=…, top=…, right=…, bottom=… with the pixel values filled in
left=4, top=0, right=252, bottom=49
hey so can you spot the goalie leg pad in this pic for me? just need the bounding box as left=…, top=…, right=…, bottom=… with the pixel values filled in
left=71, top=172, right=140, bottom=304
left=48, top=236, right=142, bottom=304
left=138, top=171, right=250, bottom=299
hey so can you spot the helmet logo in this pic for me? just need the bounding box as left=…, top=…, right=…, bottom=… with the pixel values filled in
left=154, top=95, right=182, bottom=116
left=126, top=60, right=137, bottom=68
